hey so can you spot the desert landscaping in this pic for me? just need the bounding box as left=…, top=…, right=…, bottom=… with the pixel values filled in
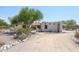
left=0, top=30, right=77, bottom=52
left=0, top=6, right=79, bottom=52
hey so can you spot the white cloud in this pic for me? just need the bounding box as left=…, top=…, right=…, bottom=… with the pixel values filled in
left=0, top=17, right=5, bottom=20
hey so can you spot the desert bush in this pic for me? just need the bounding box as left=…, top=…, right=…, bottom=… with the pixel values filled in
left=75, top=31, right=79, bottom=39
left=48, top=30, right=52, bottom=32
left=14, top=27, right=31, bottom=41
left=18, top=33, right=27, bottom=41
left=16, top=28, right=28, bottom=35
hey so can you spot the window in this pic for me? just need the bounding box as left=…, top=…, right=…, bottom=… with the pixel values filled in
left=37, top=25, right=41, bottom=29
left=45, top=25, right=47, bottom=29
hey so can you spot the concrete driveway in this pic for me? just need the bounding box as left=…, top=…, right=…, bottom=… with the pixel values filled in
left=5, top=31, right=79, bottom=52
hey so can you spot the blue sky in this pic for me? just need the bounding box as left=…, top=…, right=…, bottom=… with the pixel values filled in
left=0, top=6, right=79, bottom=24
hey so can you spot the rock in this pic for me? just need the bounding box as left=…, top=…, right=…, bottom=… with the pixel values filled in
left=18, top=33, right=27, bottom=41
left=0, top=44, right=13, bottom=51
left=13, top=34, right=19, bottom=39
left=12, top=42, right=16, bottom=46
left=0, top=47, right=3, bottom=51
left=6, top=45, right=11, bottom=49
left=2, top=45, right=7, bottom=50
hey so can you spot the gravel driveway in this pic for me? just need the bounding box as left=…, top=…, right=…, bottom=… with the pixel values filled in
left=4, top=31, right=79, bottom=52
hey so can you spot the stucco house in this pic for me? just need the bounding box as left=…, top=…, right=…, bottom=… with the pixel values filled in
left=12, top=20, right=62, bottom=33
left=31, top=21, right=62, bottom=32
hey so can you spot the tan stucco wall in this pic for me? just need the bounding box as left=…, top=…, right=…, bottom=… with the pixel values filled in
left=37, top=22, right=62, bottom=32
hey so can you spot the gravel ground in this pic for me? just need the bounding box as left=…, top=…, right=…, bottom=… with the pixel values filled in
left=3, top=31, right=79, bottom=52
left=0, top=31, right=20, bottom=51
left=0, top=33, right=14, bottom=44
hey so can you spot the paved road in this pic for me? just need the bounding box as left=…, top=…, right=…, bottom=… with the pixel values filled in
left=5, top=31, right=79, bottom=52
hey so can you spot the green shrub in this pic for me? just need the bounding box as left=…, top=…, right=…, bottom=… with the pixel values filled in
left=14, top=27, right=31, bottom=41
left=75, top=31, right=79, bottom=39
left=16, top=28, right=28, bottom=35
left=0, top=26, right=9, bottom=29
left=18, top=33, right=27, bottom=41
left=14, top=28, right=28, bottom=40
left=48, top=30, right=52, bottom=32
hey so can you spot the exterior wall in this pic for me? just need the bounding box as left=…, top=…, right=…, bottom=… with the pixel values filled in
left=59, top=22, right=62, bottom=32
left=36, top=22, right=62, bottom=32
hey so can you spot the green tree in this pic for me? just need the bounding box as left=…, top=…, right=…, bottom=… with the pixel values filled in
left=10, top=7, right=43, bottom=35
left=0, top=19, right=8, bottom=26
left=66, top=20, right=76, bottom=30
left=0, top=19, right=8, bottom=29
left=10, top=7, right=43, bottom=27
left=9, top=15, right=19, bottom=25
left=18, top=7, right=43, bottom=26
